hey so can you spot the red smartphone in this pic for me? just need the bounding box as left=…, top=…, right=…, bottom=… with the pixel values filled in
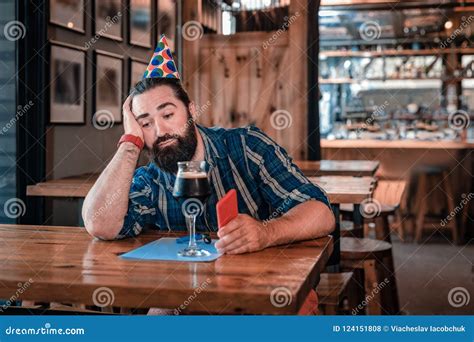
left=216, top=189, right=238, bottom=229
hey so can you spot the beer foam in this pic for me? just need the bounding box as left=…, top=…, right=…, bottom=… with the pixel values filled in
left=178, top=171, right=207, bottom=178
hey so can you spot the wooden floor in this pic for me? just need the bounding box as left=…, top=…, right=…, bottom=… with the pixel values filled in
left=391, top=233, right=474, bottom=314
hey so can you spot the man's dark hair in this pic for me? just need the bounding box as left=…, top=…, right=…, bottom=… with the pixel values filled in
left=129, top=77, right=191, bottom=108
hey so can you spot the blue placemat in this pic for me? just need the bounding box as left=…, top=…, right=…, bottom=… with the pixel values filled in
left=120, top=237, right=221, bottom=262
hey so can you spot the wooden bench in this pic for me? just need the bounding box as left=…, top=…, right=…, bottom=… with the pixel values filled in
left=316, top=272, right=356, bottom=315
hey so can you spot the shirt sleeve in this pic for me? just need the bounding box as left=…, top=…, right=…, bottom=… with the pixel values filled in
left=116, top=167, right=157, bottom=239
left=244, top=126, right=332, bottom=216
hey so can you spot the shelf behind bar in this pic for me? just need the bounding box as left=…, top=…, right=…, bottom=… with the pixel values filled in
left=319, top=48, right=474, bottom=58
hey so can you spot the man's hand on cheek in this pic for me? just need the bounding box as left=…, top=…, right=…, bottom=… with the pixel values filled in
left=122, top=95, right=144, bottom=140
left=215, top=214, right=270, bottom=255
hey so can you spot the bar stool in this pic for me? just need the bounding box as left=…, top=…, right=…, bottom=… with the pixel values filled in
left=340, top=220, right=364, bottom=238
left=340, top=204, right=403, bottom=242
left=414, top=167, right=461, bottom=244
left=340, top=237, right=400, bottom=315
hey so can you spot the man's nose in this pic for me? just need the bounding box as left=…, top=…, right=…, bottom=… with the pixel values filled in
left=153, top=121, right=173, bottom=138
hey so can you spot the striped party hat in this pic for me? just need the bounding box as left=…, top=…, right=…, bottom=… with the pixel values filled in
left=143, top=35, right=180, bottom=79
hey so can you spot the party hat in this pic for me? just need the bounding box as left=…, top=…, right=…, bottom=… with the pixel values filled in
left=143, top=35, right=180, bottom=79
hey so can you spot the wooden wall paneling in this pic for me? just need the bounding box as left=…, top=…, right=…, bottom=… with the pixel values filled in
left=254, top=46, right=286, bottom=130
left=248, top=48, right=263, bottom=125
left=210, top=48, right=226, bottom=126
left=182, top=0, right=202, bottom=103
left=275, top=49, right=294, bottom=154
left=235, top=47, right=251, bottom=126
left=200, top=31, right=289, bottom=49
left=226, top=47, right=237, bottom=126
left=197, top=47, right=213, bottom=127
left=193, top=25, right=307, bottom=157
left=223, top=48, right=235, bottom=127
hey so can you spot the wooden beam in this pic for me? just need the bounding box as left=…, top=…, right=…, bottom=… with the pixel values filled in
left=288, top=0, right=309, bottom=159
left=200, top=31, right=289, bottom=49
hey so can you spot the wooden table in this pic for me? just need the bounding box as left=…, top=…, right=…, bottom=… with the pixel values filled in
left=0, top=224, right=333, bottom=315
left=27, top=173, right=99, bottom=225
left=27, top=173, right=377, bottom=227
left=27, top=174, right=377, bottom=203
left=294, top=160, right=379, bottom=177
left=26, top=173, right=99, bottom=198
left=26, top=174, right=374, bottom=269
left=310, top=176, right=376, bottom=268
left=310, top=176, right=376, bottom=204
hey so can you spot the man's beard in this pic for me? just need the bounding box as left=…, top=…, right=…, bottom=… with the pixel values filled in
left=148, top=116, right=198, bottom=174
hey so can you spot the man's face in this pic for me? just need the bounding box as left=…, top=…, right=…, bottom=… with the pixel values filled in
left=131, top=85, right=197, bottom=174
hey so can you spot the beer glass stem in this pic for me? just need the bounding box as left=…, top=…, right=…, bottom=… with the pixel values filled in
left=186, top=214, right=197, bottom=250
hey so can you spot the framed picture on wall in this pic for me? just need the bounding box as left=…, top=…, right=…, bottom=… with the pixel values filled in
left=157, top=0, right=176, bottom=52
left=49, top=42, right=86, bottom=124
left=94, top=0, right=123, bottom=41
left=129, top=58, right=148, bottom=92
left=94, top=51, right=124, bottom=124
left=129, top=0, right=152, bottom=48
left=50, top=0, right=85, bottom=33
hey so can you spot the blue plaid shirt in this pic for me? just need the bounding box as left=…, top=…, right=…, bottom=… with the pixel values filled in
left=118, top=125, right=331, bottom=238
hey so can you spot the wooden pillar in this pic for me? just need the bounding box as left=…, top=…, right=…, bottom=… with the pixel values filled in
left=287, top=0, right=316, bottom=160
left=307, top=0, right=321, bottom=160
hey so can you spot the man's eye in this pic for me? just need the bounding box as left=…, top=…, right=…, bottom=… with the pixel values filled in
left=163, top=113, right=173, bottom=119
left=142, top=122, right=150, bottom=128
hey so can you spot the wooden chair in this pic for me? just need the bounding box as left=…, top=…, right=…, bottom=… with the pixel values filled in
left=341, top=180, right=407, bottom=242
left=414, top=167, right=461, bottom=244
left=340, top=237, right=400, bottom=315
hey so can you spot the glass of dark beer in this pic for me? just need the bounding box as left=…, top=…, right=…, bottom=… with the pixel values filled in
left=173, top=161, right=211, bottom=257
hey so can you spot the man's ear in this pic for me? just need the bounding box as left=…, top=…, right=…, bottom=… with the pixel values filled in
left=189, top=102, right=198, bottom=121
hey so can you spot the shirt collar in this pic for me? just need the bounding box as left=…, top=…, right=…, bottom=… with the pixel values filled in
left=196, top=124, right=225, bottom=161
